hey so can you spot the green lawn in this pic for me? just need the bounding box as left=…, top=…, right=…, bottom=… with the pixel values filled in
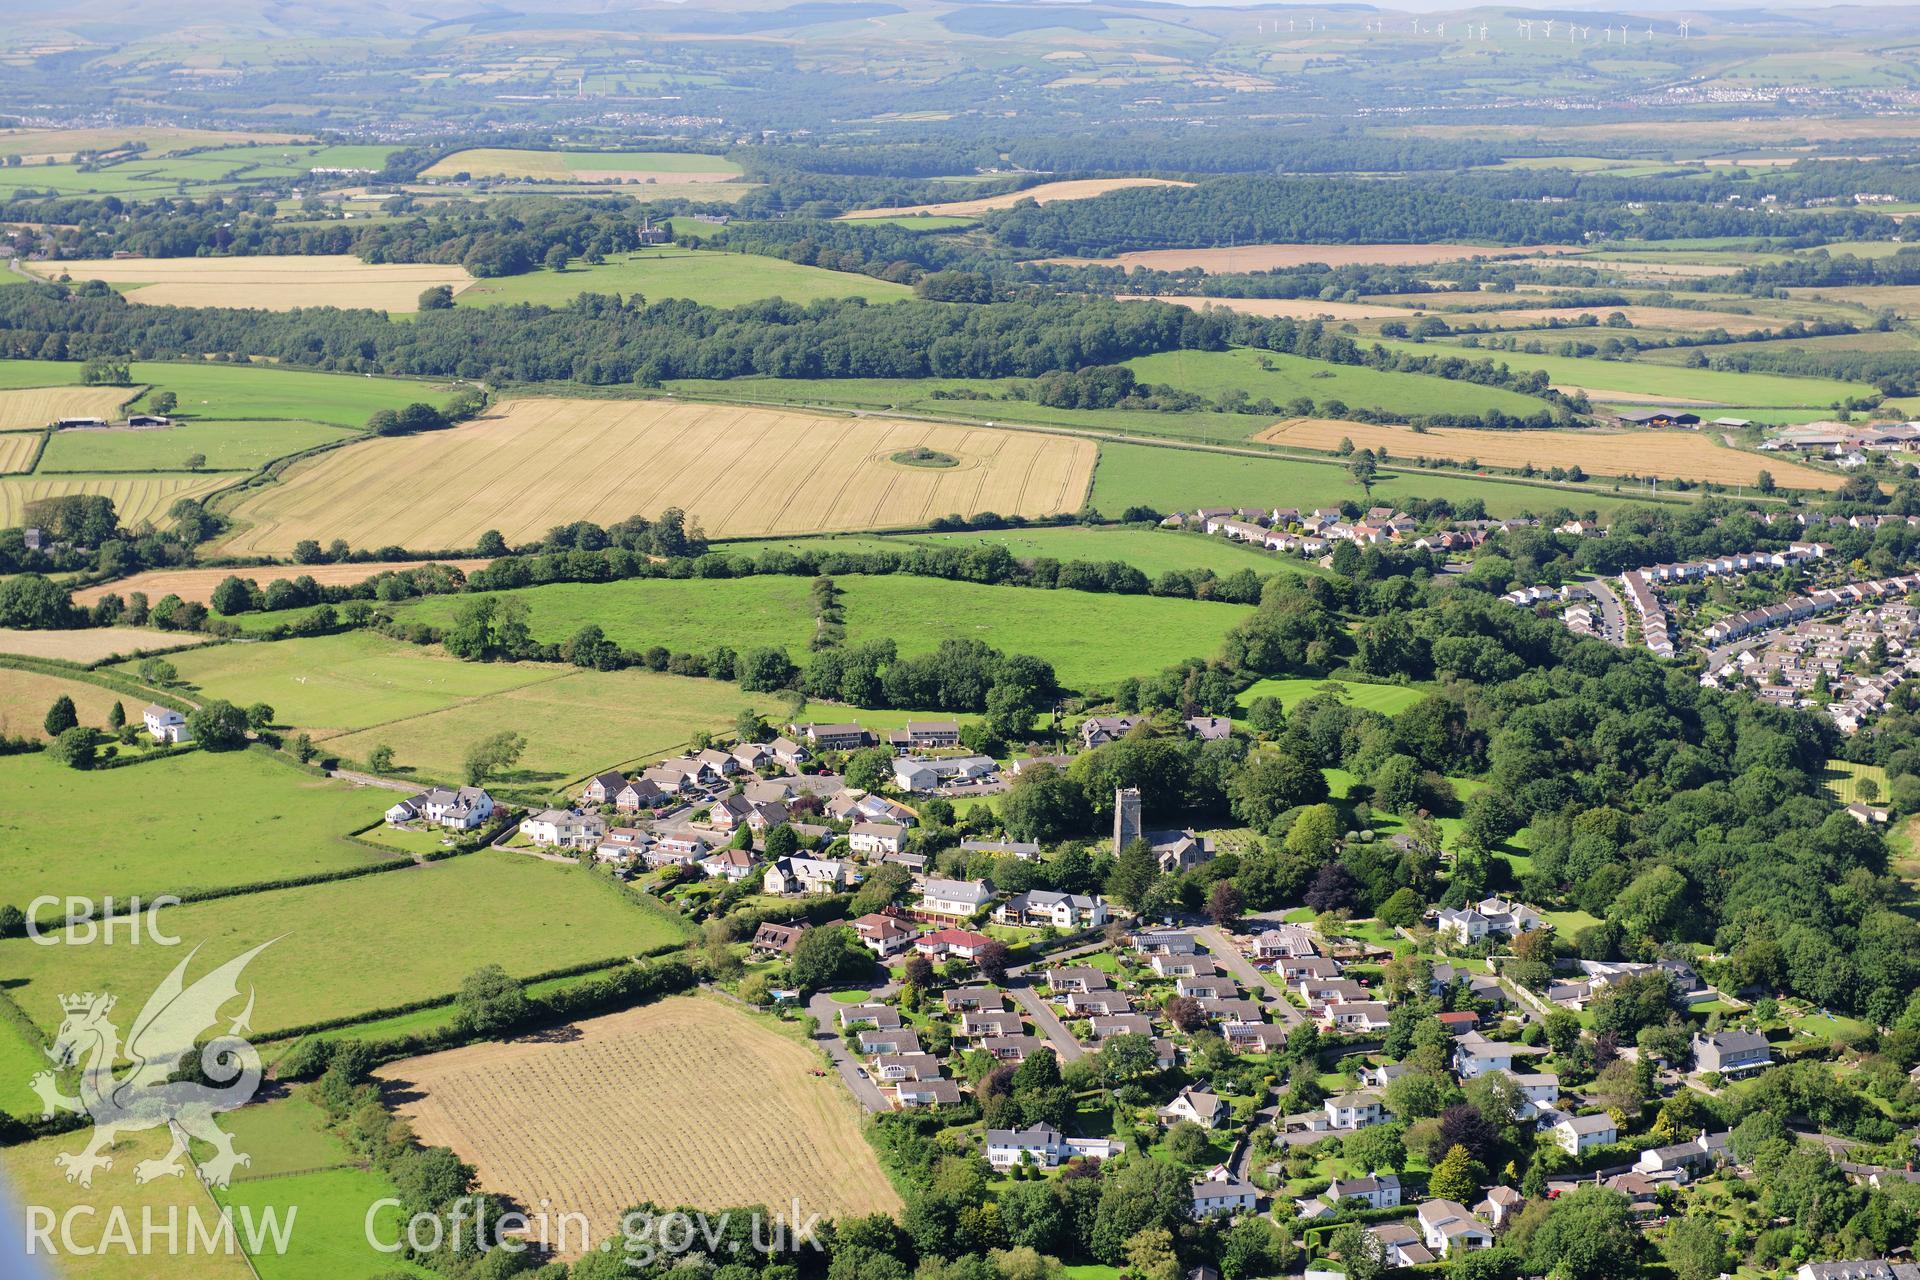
left=1235, top=676, right=1435, bottom=718
left=37, top=419, right=356, bottom=472
left=1, top=852, right=688, bottom=1038
left=1376, top=338, right=1873, bottom=408
left=1088, top=440, right=1657, bottom=519
left=0, top=747, right=403, bottom=920
left=717, top=525, right=1318, bottom=578
left=455, top=247, right=913, bottom=309
left=1821, top=759, right=1888, bottom=805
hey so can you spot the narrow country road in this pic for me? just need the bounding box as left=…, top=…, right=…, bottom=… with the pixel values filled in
left=1197, top=924, right=1303, bottom=1027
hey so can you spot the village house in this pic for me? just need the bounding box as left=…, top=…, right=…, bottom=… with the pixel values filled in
left=916, top=878, right=994, bottom=923
left=1190, top=1169, right=1259, bottom=1218
left=995, top=889, right=1108, bottom=930
left=142, top=704, right=190, bottom=743
left=961, top=838, right=1041, bottom=860
left=1325, top=1091, right=1386, bottom=1130
left=1553, top=1111, right=1620, bottom=1156
left=763, top=856, right=851, bottom=896
left=796, top=722, right=875, bottom=751
left=915, top=928, right=994, bottom=962
left=519, top=808, right=606, bottom=849
left=1159, top=1084, right=1229, bottom=1129
left=750, top=920, right=811, bottom=958
left=387, top=785, right=496, bottom=831
left=1417, top=1200, right=1493, bottom=1256
left=581, top=771, right=629, bottom=805
left=943, top=986, right=1008, bottom=1014
left=1325, top=1173, right=1400, bottom=1210
left=698, top=845, right=756, bottom=881
left=852, top=912, right=918, bottom=957
left=1693, top=1029, right=1772, bottom=1076
left=1079, top=715, right=1142, bottom=748
left=1046, top=967, right=1109, bottom=995
left=886, top=719, right=962, bottom=751
left=849, top=820, right=907, bottom=857
left=893, top=1078, right=963, bottom=1109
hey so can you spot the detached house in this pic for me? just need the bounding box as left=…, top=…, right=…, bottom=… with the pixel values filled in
left=763, top=856, right=850, bottom=896
left=995, top=890, right=1107, bottom=930
left=519, top=808, right=606, bottom=849
left=852, top=912, right=917, bottom=957
left=1325, top=1173, right=1400, bottom=1210
left=1324, top=1091, right=1386, bottom=1130
left=917, top=878, right=994, bottom=924
left=916, top=928, right=993, bottom=962
left=849, top=821, right=907, bottom=857
left=985, top=1124, right=1120, bottom=1170
left=388, top=785, right=496, bottom=831
left=1190, top=1170, right=1259, bottom=1218
left=1693, top=1030, right=1772, bottom=1077
left=143, top=704, right=190, bottom=744
left=1159, top=1085, right=1228, bottom=1129
left=1417, top=1201, right=1493, bottom=1256
left=1553, top=1112, right=1619, bottom=1156
left=698, top=846, right=756, bottom=881
left=581, top=771, right=629, bottom=806
left=1437, top=897, right=1546, bottom=944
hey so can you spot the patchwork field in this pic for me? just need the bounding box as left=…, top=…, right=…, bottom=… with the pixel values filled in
left=0, top=384, right=140, bottom=430
left=39, top=419, right=357, bottom=472
left=1255, top=418, right=1842, bottom=490
left=723, top=523, right=1314, bottom=578
left=29, top=255, right=478, bottom=313
left=0, top=747, right=401, bottom=917
left=1118, top=294, right=1417, bottom=320
left=0, top=664, right=126, bottom=738
left=0, top=471, right=232, bottom=529
left=0, top=125, right=295, bottom=163
left=0, top=360, right=450, bottom=426
left=1042, top=243, right=1587, bottom=272
left=0, top=852, right=688, bottom=1038
left=1431, top=304, right=1785, bottom=333
left=379, top=997, right=900, bottom=1252
left=1235, top=676, right=1434, bottom=718
left=1788, top=285, right=1920, bottom=318
left=0, top=626, right=204, bottom=662
left=1132, top=348, right=1551, bottom=419
left=1088, top=440, right=1656, bottom=519
left=843, top=177, right=1190, bottom=219
left=422, top=147, right=742, bottom=182
left=0, top=431, right=41, bottom=473
left=215, top=398, right=1097, bottom=555
left=72, top=559, right=492, bottom=606
left=454, top=247, right=912, bottom=309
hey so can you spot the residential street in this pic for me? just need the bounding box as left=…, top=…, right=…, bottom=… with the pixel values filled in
left=1008, top=980, right=1086, bottom=1062
left=1196, top=924, right=1304, bottom=1027
left=805, top=991, right=892, bottom=1113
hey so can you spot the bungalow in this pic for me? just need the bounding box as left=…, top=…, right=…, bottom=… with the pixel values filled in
left=916, top=928, right=994, bottom=962
left=917, top=878, right=995, bottom=923
left=1455, top=1031, right=1547, bottom=1080
left=1065, top=991, right=1132, bottom=1017
left=870, top=1053, right=941, bottom=1082
left=837, top=1003, right=900, bottom=1030
left=852, top=912, right=918, bottom=957
left=1191, top=1171, right=1259, bottom=1219
left=1280, top=955, right=1342, bottom=982
left=763, top=856, right=851, bottom=896
left=894, top=1078, right=963, bottom=1109
left=1417, top=1200, right=1493, bottom=1256
left=849, top=821, right=907, bottom=857
left=1151, top=953, right=1207, bottom=979
left=1046, top=967, right=1109, bottom=995
left=893, top=755, right=996, bottom=792
left=1692, top=1030, right=1772, bottom=1077
left=1252, top=925, right=1318, bottom=959
left=641, top=765, right=697, bottom=795
left=1089, top=1013, right=1157, bottom=1039
left=985, top=1124, right=1119, bottom=1170
left=978, top=1034, right=1049, bottom=1062
left=1325, top=1173, right=1401, bottom=1210
left=1224, top=1023, right=1284, bottom=1052
left=651, top=831, right=709, bottom=864
left=1160, top=1084, right=1228, bottom=1129
left=1299, top=977, right=1368, bottom=1004
left=732, top=742, right=774, bottom=772
left=958, top=1009, right=1024, bottom=1039
left=593, top=827, right=649, bottom=865
left=1369, top=1223, right=1434, bottom=1268
left=1321, top=1001, right=1392, bottom=1033
left=519, top=808, right=606, bottom=849
left=695, top=747, right=740, bottom=776
left=751, top=921, right=811, bottom=958
left=142, top=704, right=190, bottom=744
left=995, top=889, right=1108, bottom=930
left=858, top=1027, right=922, bottom=1055
left=1553, top=1112, right=1619, bottom=1156
left=1176, top=976, right=1236, bottom=1001
left=698, top=846, right=756, bottom=881
left=1133, top=929, right=1199, bottom=955
left=1325, top=1091, right=1386, bottom=1130
left=1198, top=997, right=1267, bottom=1026
left=1636, top=1130, right=1732, bottom=1180
left=943, top=986, right=1009, bottom=1013
left=581, top=771, right=629, bottom=805
left=769, top=736, right=811, bottom=767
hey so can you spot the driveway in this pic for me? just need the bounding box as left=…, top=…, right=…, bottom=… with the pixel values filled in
left=1197, top=924, right=1303, bottom=1027
left=805, top=991, right=892, bottom=1113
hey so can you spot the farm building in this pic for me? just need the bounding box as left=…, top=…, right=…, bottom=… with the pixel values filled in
left=1616, top=409, right=1702, bottom=428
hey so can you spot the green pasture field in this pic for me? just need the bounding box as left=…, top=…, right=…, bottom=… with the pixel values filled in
left=721, top=523, right=1322, bottom=578
left=1129, top=347, right=1553, bottom=419
left=0, top=358, right=124, bottom=389
left=836, top=573, right=1248, bottom=688
left=393, top=575, right=819, bottom=654
left=213, top=1091, right=348, bottom=1176
left=1376, top=339, right=1874, bottom=407
left=126, top=362, right=456, bottom=426
left=0, top=747, right=402, bottom=918
left=37, top=419, right=356, bottom=472
left=841, top=214, right=980, bottom=230
left=1088, top=441, right=1656, bottom=520
left=1234, top=676, right=1434, bottom=718
left=0, top=1014, right=48, bottom=1120
left=455, top=247, right=913, bottom=309
left=220, top=1168, right=436, bottom=1280
left=0, top=851, right=688, bottom=1038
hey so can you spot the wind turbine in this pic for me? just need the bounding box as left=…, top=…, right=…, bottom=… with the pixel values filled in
left=1542, top=19, right=1555, bottom=38
left=1437, top=22, right=1446, bottom=37
left=1480, top=23, right=1489, bottom=39
left=1679, top=19, right=1692, bottom=37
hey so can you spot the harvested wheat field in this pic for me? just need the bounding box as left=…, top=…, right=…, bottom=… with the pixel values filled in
left=0, top=666, right=125, bottom=738
left=27, top=255, right=477, bottom=312
left=1440, top=305, right=1785, bottom=333
left=217, top=398, right=1096, bottom=555
left=379, top=998, right=901, bottom=1250
left=0, top=433, right=41, bottom=474
left=1043, top=244, right=1586, bottom=273
left=0, top=385, right=140, bottom=431
left=1117, top=294, right=1413, bottom=320
left=0, top=626, right=202, bottom=662
left=1787, top=285, right=1920, bottom=317
left=421, top=147, right=743, bottom=183
left=0, top=472, right=230, bottom=530
left=842, top=177, right=1191, bottom=220
left=70, top=558, right=495, bottom=607
left=1256, top=418, right=1842, bottom=490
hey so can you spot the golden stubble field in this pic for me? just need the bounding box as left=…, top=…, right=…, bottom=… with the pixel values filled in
left=842, top=177, right=1192, bottom=219
left=1117, top=294, right=1415, bottom=320
left=0, top=472, right=231, bottom=530
left=216, top=398, right=1097, bottom=555
left=27, top=255, right=477, bottom=312
left=378, top=998, right=902, bottom=1252
left=1043, top=244, right=1587, bottom=272
left=1256, top=417, right=1843, bottom=489
left=0, top=626, right=204, bottom=662
left=0, top=665, right=126, bottom=738
left=69, top=558, right=495, bottom=606
left=0, top=432, right=41, bottom=473
left=0, top=385, right=140, bottom=430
